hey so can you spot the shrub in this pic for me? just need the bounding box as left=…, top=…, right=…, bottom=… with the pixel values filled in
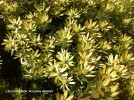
left=0, top=0, right=134, bottom=99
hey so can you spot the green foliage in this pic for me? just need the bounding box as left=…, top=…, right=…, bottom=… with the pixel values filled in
left=0, top=0, right=134, bottom=99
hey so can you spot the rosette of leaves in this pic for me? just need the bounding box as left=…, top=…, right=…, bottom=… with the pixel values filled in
left=94, top=54, right=129, bottom=99
left=2, top=2, right=53, bottom=79
left=46, top=49, right=75, bottom=91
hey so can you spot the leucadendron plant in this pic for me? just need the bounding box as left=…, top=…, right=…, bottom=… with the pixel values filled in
left=0, top=0, right=134, bottom=99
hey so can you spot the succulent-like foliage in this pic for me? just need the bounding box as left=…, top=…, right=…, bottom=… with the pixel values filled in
left=0, top=0, right=134, bottom=99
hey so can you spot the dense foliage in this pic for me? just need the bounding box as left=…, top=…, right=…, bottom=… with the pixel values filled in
left=0, top=0, right=134, bottom=99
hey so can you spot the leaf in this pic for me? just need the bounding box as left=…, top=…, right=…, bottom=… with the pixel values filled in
left=107, top=67, right=113, bottom=74
left=111, top=91, right=119, bottom=97
left=114, top=65, right=120, bottom=70
left=122, top=69, right=128, bottom=73
left=63, top=90, right=68, bottom=99
left=114, top=54, right=118, bottom=61
left=85, top=74, right=96, bottom=77
left=97, top=56, right=101, bottom=61
left=89, top=66, right=95, bottom=71
left=102, top=64, right=106, bottom=73
left=103, top=77, right=111, bottom=86
left=66, top=95, right=74, bottom=100
left=110, top=83, right=119, bottom=92
left=56, top=92, right=61, bottom=100
left=108, top=54, right=113, bottom=63
left=60, top=68, right=67, bottom=73
left=82, top=70, right=86, bottom=74
left=100, top=91, right=105, bottom=97
left=69, top=82, right=75, bottom=85
left=111, top=77, right=119, bottom=81
left=109, top=71, right=117, bottom=76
